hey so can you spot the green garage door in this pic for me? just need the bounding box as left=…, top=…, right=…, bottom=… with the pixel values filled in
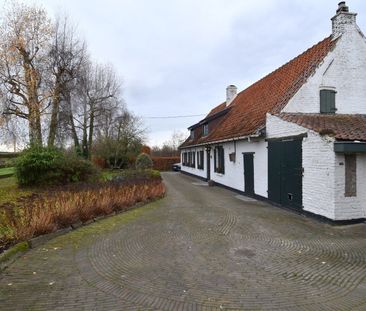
left=268, top=138, right=303, bottom=210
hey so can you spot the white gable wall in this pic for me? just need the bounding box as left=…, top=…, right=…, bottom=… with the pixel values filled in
left=283, top=30, right=366, bottom=114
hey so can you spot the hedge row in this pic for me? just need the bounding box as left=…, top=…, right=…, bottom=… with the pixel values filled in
left=152, top=157, right=180, bottom=171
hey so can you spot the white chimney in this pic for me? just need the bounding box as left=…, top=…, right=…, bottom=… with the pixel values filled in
left=331, top=2, right=357, bottom=38
left=226, top=85, right=237, bottom=106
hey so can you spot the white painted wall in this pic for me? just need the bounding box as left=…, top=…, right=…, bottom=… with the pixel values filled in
left=180, top=147, right=207, bottom=179
left=266, top=114, right=337, bottom=220
left=267, top=114, right=366, bottom=220
left=182, top=115, right=366, bottom=221
left=334, top=153, right=366, bottom=220
left=181, top=139, right=268, bottom=198
left=210, top=140, right=268, bottom=198
left=283, top=28, right=366, bottom=114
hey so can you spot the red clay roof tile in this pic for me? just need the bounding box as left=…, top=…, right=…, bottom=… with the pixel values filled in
left=181, top=36, right=338, bottom=147
left=278, top=113, right=366, bottom=141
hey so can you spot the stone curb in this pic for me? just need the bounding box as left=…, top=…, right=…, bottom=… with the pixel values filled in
left=29, top=227, right=73, bottom=249
left=0, top=242, right=29, bottom=272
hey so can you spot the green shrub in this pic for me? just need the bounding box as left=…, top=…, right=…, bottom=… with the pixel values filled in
left=15, top=147, right=99, bottom=186
left=135, top=153, right=153, bottom=170
left=148, top=169, right=161, bottom=179
left=15, top=147, right=64, bottom=186
left=60, top=153, right=100, bottom=183
left=114, top=169, right=161, bottom=181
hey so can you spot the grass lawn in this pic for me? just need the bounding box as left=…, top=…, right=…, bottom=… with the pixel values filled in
left=0, top=167, right=15, bottom=177
left=0, top=176, right=34, bottom=206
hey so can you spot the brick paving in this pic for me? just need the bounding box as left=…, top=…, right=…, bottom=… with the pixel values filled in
left=1, top=172, right=366, bottom=310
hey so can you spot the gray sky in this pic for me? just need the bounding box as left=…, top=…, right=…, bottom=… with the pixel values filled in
left=5, top=0, right=366, bottom=146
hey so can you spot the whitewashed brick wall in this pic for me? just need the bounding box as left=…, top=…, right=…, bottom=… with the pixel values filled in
left=266, top=114, right=337, bottom=219
left=334, top=154, right=366, bottom=220
left=267, top=114, right=366, bottom=220
left=283, top=28, right=366, bottom=114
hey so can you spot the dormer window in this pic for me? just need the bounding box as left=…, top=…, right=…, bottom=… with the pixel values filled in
left=190, top=130, right=195, bottom=140
left=320, top=89, right=337, bottom=114
left=203, top=124, right=209, bottom=136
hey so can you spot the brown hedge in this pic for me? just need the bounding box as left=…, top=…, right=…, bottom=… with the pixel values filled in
left=152, top=157, right=180, bottom=171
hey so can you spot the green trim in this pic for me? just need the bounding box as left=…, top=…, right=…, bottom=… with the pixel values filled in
left=334, top=142, right=366, bottom=153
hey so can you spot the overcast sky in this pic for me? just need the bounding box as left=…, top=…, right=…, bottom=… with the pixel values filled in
left=3, top=0, right=366, bottom=147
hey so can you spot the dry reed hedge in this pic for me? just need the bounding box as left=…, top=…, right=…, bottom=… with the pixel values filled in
left=0, top=178, right=165, bottom=248
left=152, top=157, right=180, bottom=171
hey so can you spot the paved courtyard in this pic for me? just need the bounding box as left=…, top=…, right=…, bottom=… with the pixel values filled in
left=1, top=172, right=366, bottom=310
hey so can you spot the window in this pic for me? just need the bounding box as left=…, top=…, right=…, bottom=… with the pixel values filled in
left=190, top=130, right=195, bottom=140
left=185, top=151, right=195, bottom=168
left=203, top=124, right=209, bottom=136
left=190, top=151, right=195, bottom=168
left=320, top=89, right=337, bottom=114
left=182, top=152, right=188, bottom=166
left=214, top=146, right=225, bottom=174
left=345, top=154, right=357, bottom=197
left=197, top=150, right=204, bottom=170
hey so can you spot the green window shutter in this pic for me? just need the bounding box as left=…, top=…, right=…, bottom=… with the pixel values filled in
left=320, top=90, right=336, bottom=114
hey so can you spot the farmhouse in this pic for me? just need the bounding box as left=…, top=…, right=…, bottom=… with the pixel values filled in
left=180, top=2, right=366, bottom=222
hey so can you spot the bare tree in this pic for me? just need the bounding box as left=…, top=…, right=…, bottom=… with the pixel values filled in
left=69, top=62, right=121, bottom=158
left=47, top=16, right=86, bottom=147
left=152, top=130, right=186, bottom=157
left=0, top=2, right=53, bottom=146
left=93, top=110, right=145, bottom=168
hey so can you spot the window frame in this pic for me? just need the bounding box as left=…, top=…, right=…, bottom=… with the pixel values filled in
left=190, top=130, right=195, bottom=140
left=197, top=150, right=204, bottom=170
left=182, top=152, right=187, bottom=166
left=191, top=151, right=195, bottom=168
left=203, top=124, right=209, bottom=136
left=214, top=146, right=225, bottom=174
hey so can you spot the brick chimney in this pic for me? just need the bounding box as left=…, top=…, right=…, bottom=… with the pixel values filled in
left=226, top=85, right=237, bottom=106
left=331, top=2, right=357, bottom=38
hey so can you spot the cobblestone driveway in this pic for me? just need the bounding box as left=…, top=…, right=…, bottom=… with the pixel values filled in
left=1, top=172, right=366, bottom=310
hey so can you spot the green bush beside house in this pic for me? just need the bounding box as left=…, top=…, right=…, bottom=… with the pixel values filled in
left=15, top=147, right=99, bottom=186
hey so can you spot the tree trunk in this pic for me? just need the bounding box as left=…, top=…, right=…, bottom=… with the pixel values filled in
left=28, top=104, right=42, bottom=146
left=24, top=57, right=42, bottom=146
left=64, top=91, right=80, bottom=149
left=87, top=110, right=95, bottom=159
left=48, top=84, right=62, bottom=147
left=70, top=114, right=80, bottom=148
left=82, top=124, right=88, bottom=159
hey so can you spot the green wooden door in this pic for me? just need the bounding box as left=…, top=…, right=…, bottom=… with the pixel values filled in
left=243, top=153, right=255, bottom=195
left=268, top=139, right=303, bottom=209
